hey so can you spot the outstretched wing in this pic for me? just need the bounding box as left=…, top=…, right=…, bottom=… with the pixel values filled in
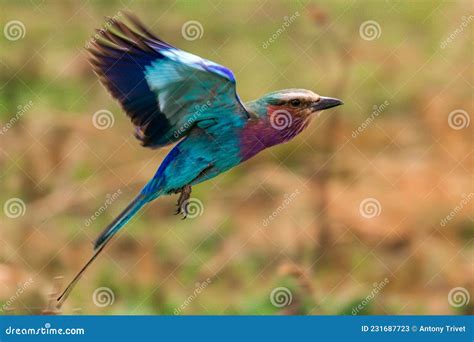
left=88, top=13, right=249, bottom=148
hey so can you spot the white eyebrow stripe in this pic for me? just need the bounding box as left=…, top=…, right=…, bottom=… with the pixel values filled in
left=279, top=92, right=320, bottom=102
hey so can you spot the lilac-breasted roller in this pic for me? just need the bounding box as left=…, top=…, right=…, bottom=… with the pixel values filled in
left=57, top=13, right=343, bottom=304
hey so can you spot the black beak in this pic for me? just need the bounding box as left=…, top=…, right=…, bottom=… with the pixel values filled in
left=312, top=96, right=344, bottom=112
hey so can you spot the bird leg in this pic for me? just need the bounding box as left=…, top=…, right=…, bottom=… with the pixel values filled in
left=174, top=185, right=192, bottom=218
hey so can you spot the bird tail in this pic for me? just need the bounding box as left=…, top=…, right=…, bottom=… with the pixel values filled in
left=57, top=193, right=152, bottom=307
left=93, top=194, right=148, bottom=250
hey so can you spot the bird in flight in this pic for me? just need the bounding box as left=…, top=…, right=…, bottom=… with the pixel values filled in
left=57, top=13, right=342, bottom=305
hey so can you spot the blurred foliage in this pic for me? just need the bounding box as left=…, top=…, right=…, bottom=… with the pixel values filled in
left=0, top=0, right=472, bottom=315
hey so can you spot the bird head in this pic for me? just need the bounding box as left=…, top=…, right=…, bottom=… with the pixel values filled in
left=259, top=88, right=343, bottom=119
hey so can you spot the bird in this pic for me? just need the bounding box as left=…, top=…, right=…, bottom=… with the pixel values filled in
left=57, top=13, right=343, bottom=305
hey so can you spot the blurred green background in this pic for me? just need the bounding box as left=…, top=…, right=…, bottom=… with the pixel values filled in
left=0, top=0, right=472, bottom=315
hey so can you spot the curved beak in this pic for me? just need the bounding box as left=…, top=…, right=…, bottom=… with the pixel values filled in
left=312, top=96, right=344, bottom=112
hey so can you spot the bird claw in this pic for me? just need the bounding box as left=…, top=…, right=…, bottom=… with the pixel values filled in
left=174, top=185, right=191, bottom=219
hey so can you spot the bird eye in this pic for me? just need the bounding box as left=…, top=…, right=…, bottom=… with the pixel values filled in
left=289, top=99, right=301, bottom=107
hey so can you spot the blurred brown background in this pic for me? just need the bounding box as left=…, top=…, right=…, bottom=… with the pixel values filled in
left=0, top=0, right=472, bottom=314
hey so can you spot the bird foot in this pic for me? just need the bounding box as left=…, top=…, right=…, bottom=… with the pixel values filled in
left=174, top=185, right=192, bottom=219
